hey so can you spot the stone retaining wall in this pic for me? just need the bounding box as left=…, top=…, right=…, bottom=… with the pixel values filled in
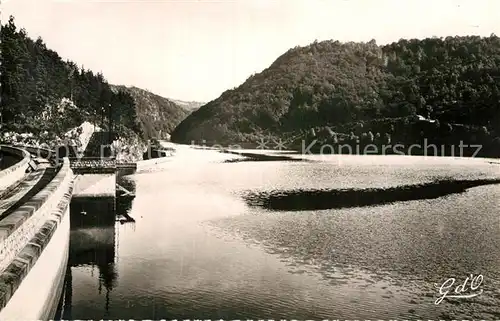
left=0, top=146, right=31, bottom=192
left=116, top=163, right=137, bottom=178
left=0, top=157, right=74, bottom=314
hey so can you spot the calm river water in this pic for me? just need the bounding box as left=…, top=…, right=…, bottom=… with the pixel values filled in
left=57, top=146, right=500, bottom=320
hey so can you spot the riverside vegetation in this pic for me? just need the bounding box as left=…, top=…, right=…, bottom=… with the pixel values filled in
left=0, top=16, right=193, bottom=160
left=171, top=36, right=500, bottom=157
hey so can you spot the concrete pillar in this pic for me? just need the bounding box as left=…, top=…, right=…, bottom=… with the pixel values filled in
left=72, top=173, right=116, bottom=198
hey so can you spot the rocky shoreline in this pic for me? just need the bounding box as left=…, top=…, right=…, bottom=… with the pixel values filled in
left=0, top=122, right=149, bottom=163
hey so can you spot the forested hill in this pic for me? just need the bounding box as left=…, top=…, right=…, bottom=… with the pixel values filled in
left=0, top=16, right=139, bottom=139
left=110, top=85, right=190, bottom=139
left=0, top=16, right=187, bottom=143
left=171, top=35, right=500, bottom=154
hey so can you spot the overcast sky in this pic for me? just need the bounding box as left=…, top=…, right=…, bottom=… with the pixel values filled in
left=2, top=0, right=500, bottom=102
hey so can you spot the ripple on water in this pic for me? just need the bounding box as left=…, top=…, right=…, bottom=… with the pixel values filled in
left=67, top=150, right=500, bottom=320
left=207, top=182, right=500, bottom=319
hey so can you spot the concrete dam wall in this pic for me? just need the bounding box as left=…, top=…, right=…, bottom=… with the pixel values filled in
left=72, top=174, right=116, bottom=198
left=0, top=157, right=74, bottom=320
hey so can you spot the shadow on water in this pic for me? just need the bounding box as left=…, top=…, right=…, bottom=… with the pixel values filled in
left=54, top=180, right=137, bottom=320
left=221, top=150, right=310, bottom=163
left=0, top=151, right=21, bottom=170
left=242, top=178, right=500, bottom=211
left=69, top=197, right=116, bottom=228
left=116, top=176, right=136, bottom=224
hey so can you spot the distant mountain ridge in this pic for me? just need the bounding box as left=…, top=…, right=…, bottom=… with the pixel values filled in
left=110, top=85, right=192, bottom=140
left=169, top=99, right=204, bottom=112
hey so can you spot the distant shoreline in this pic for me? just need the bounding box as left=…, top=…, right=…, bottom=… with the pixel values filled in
left=173, top=140, right=500, bottom=162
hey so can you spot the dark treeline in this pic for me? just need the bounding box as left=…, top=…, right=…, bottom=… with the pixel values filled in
left=0, top=16, right=142, bottom=139
left=171, top=35, right=500, bottom=156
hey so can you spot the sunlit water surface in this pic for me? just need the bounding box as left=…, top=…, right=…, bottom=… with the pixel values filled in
left=59, top=146, right=500, bottom=320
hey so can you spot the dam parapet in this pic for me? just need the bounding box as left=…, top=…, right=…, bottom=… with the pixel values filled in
left=0, top=145, right=31, bottom=192
left=0, top=157, right=74, bottom=320
left=0, top=141, right=138, bottom=320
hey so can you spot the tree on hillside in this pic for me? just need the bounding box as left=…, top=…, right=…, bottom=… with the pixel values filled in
left=0, top=16, right=142, bottom=138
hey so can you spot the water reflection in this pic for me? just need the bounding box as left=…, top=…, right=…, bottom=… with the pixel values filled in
left=55, top=179, right=136, bottom=320
left=222, top=151, right=308, bottom=163
left=52, top=150, right=500, bottom=320
left=116, top=176, right=136, bottom=225
left=0, top=152, right=19, bottom=169
left=243, top=178, right=500, bottom=211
